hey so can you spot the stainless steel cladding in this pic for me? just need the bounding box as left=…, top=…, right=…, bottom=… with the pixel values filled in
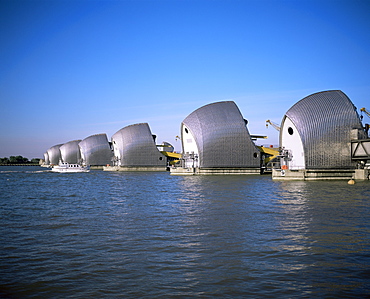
left=46, top=144, right=63, bottom=165
left=59, top=140, right=82, bottom=164
left=78, top=134, right=113, bottom=166
left=181, top=101, right=260, bottom=168
left=111, top=123, right=166, bottom=167
left=43, top=152, right=50, bottom=165
left=283, top=90, right=365, bottom=169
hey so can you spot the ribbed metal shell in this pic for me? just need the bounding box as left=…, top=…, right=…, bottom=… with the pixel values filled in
left=43, top=152, right=50, bottom=165
left=182, top=101, right=260, bottom=168
left=112, top=123, right=166, bottom=167
left=59, top=140, right=82, bottom=164
left=47, top=144, right=62, bottom=165
left=283, top=90, right=364, bottom=169
left=79, top=134, right=113, bottom=166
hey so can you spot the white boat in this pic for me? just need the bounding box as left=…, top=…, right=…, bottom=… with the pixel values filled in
left=51, top=162, right=90, bottom=173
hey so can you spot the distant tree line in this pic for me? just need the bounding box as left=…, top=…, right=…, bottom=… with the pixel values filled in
left=0, top=156, right=40, bottom=164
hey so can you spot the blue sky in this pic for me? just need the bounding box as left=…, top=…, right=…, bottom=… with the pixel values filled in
left=1, top=0, right=369, bottom=158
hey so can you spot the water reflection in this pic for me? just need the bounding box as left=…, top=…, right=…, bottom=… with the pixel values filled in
left=276, top=181, right=311, bottom=244
left=169, top=177, right=239, bottom=287
left=275, top=180, right=370, bottom=295
left=172, top=176, right=297, bottom=294
left=1, top=169, right=369, bottom=297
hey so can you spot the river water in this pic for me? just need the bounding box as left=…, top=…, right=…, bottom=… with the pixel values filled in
left=1, top=166, right=369, bottom=298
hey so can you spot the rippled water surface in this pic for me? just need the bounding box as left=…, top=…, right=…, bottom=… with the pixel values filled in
left=1, top=166, right=370, bottom=298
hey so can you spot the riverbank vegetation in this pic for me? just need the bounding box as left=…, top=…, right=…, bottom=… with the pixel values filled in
left=0, top=156, right=40, bottom=165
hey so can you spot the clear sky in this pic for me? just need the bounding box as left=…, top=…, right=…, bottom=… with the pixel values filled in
left=1, top=0, right=369, bottom=158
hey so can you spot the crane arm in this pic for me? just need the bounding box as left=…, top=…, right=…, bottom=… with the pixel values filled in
left=360, top=108, right=370, bottom=118
left=266, top=120, right=280, bottom=131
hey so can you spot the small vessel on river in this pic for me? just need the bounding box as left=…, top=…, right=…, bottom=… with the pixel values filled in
left=51, top=162, right=90, bottom=173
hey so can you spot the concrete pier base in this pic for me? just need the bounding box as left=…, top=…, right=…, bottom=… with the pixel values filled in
left=170, top=167, right=261, bottom=175
left=272, top=169, right=357, bottom=180
left=170, top=167, right=196, bottom=175
left=354, top=169, right=370, bottom=180
left=90, top=166, right=104, bottom=170
left=103, top=166, right=167, bottom=172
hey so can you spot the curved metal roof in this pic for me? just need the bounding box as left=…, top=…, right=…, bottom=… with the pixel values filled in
left=182, top=101, right=260, bottom=168
left=46, top=144, right=63, bottom=165
left=283, top=90, right=364, bottom=169
left=59, top=140, right=81, bottom=164
left=79, top=134, right=113, bottom=166
left=112, top=123, right=166, bottom=167
left=43, top=152, right=50, bottom=165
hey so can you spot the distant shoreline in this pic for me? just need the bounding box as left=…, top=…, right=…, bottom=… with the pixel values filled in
left=0, top=164, right=41, bottom=166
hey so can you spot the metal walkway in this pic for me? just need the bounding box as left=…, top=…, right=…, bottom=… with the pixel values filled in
left=351, top=139, right=370, bottom=160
